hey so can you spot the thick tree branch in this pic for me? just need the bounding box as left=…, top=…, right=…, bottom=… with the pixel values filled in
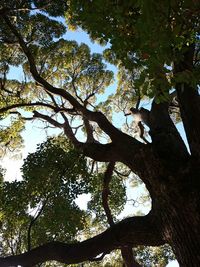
left=79, top=142, right=120, bottom=162
left=24, top=109, right=121, bottom=162
left=30, top=109, right=121, bottom=163
left=0, top=215, right=164, bottom=267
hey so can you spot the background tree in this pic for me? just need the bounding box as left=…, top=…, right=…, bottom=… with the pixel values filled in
left=0, top=137, right=90, bottom=257
left=0, top=0, right=200, bottom=266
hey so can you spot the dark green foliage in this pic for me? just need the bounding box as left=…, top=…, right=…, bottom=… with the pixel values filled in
left=22, top=136, right=91, bottom=203
left=0, top=136, right=91, bottom=254
left=33, top=0, right=68, bottom=17
left=66, top=0, right=200, bottom=100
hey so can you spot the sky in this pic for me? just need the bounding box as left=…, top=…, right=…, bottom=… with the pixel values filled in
left=166, top=261, right=179, bottom=267
left=1, top=25, right=181, bottom=267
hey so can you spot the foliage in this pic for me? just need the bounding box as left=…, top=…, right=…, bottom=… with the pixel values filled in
left=0, top=118, right=25, bottom=157
left=28, top=39, right=113, bottom=99
left=0, top=137, right=135, bottom=265
left=0, top=136, right=91, bottom=255
left=66, top=0, right=200, bottom=100
left=135, top=244, right=175, bottom=267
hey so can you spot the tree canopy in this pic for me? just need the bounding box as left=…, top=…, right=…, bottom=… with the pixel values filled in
left=0, top=0, right=200, bottom=266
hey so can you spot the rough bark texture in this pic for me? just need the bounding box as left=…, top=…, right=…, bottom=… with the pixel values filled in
left=0, top=12, right=200, bottom=267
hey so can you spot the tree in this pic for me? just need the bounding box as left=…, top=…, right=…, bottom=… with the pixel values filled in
left=0, top=137, right=91, bottom=258
left=0, top=0, right=200, bottom=266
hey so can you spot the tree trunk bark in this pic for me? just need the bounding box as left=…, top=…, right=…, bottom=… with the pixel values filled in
left=138, top=147, right=200, bottom=267
left=164, top=210, right=200, bottom=267
left=159, top=177, right=200, bottom=267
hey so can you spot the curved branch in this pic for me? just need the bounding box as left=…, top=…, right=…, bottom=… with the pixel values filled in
left=102, top=162, right=142, bottom=267
left=102, top=162, right=115, bottom=226
left=0, top=102, right=60, bottom=114
left=0, top=215, right=164, bottom=267
left=30, top=110, right=121, bottom=162
left=79, top=142, right=120, bottom=162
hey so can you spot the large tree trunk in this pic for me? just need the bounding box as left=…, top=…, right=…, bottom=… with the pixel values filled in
left=161, top=195, right=200, bottom=267
left=129, top=95, right=200, bottom=266
left=166, top=211, right=200, bottom=267
left=152, top=162, right=200, bottom=267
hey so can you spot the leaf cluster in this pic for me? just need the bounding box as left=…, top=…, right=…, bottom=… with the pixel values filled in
left=0, top=136, right=91, bottom=254
left=66, top=0, right=200, bottom=100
